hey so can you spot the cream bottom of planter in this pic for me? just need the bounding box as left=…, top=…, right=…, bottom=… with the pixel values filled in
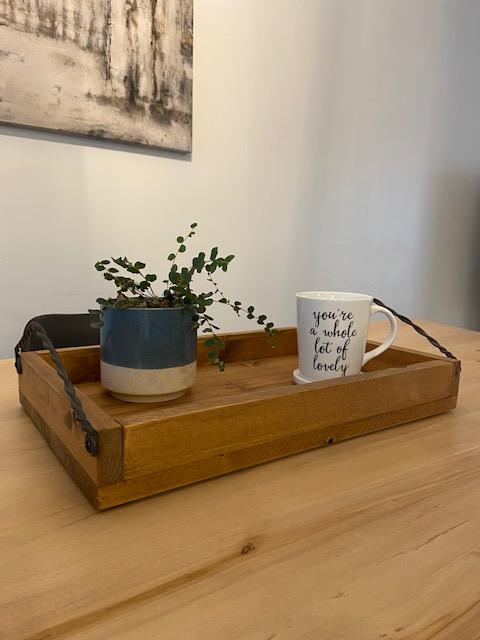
left=101, top=360, right=197, bottom=403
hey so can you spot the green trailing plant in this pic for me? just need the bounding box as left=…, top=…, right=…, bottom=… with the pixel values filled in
left=93, top=223, right=278, bottom=369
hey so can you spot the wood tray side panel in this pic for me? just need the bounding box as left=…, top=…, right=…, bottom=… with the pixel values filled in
left=19, top=352, right=123, bottom=485
left=364, top=342, right=445, bottom=369
left=98, top=395, right=457, bottom=509
left=36, top=328, right=298, bottom=383
left=35, top=329, right=444, bottom=385
left=39, top=346, right=100, bottom=384
left=19, top=393, right=101, bottom=507
left=197, top=327, right=298, bottom=365
left=197, top=328, right=445, bottom=367
left=122, top=360, right=457, bottom=480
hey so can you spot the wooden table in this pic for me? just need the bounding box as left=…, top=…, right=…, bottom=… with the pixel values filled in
left=1, top=320, right=479, bottom=640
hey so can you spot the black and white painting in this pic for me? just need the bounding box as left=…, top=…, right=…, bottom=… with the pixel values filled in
left=0, top=1, right=193, bottom=151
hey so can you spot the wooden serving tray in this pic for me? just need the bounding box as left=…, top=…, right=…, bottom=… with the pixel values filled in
left=18, top=328, right=460, bottom=509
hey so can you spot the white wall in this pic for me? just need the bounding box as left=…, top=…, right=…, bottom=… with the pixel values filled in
left=1, top=0, right=479, bottom=358
left=307, top=0, right=480, bottom=330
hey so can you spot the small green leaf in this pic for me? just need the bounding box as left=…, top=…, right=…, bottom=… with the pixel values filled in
left=190, top=223, right=198, bottom=228
left=247, top=306, right=254, bottom=313
left=108, top=267, right=119, bottom=273
left=135, top=261, right=146, bottom=270
left=168, top=253, right=175, bottom=261
left=192, top=252, right=206, bottom=273
left=145, top=274, right=157, bottom=282
left=210, top=247, right=218, bottom=260
left=104, top=273, right=114, bottom=281
left=179, top=244, right=186, bottom=253
left=96, top=297, right=109, bottom=305
left=177, top=236, right=184, bottom=243
left=96, top=265, right=105, bottom=271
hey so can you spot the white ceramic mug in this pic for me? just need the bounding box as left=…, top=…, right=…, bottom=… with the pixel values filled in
left=294, top=291, right=397, bottom=383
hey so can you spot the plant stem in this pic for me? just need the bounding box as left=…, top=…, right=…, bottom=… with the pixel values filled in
left=137, top=269, right=156, bottom=297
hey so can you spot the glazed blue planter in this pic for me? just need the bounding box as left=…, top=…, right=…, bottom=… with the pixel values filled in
left=100, top=307, right=197, bottom=403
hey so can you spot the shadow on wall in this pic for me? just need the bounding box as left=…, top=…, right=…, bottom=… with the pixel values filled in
left=414, top=172, right=480, bottom=330
left=414, top=1, right=480, bottom=330
left=0, top=123, right=192, bottom=162
left=1, top=132, right=89, bottom=358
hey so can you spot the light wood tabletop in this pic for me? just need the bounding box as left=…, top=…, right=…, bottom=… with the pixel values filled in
left=1, top=320, right=479, bottom=640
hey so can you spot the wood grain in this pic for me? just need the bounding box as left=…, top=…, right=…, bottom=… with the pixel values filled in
left=36, top=327, right=443, bottom=387
left=1, top=320, right=478, bottom=640
left=121, top=359, right=457, bottom=480
left=39, top=346, right=101, bottom=384
left=19, top=351, right=123, bottom=486
left=22, top=328, right=459, bottom=507
left=97, top=395, right=457, bottom=509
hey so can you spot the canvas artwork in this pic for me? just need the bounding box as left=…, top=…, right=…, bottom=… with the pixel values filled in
left=0, top=1, right=193, bottom=152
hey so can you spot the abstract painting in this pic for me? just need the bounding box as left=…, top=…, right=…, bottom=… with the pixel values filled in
left=0, top=1, right=193, bottom=151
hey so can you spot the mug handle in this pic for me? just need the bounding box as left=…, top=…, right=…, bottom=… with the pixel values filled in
left=362, top=304, right=398, bottom=366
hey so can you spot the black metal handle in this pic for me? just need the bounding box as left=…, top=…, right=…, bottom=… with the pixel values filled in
left=373, top=299, right=457, bottom=360
left=15, top=321, right=98, bottom=456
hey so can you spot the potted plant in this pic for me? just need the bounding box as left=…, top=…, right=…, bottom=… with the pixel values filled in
left=93, top=223, right=277, bottom=403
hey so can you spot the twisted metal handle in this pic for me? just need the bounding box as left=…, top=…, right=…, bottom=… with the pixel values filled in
left=15, top=321, right=98, bottom=456
left=373, top=299, right=457, bottom=360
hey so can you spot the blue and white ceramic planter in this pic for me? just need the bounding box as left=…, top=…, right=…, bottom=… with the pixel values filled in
left=100, top=307, right=197, bottom=403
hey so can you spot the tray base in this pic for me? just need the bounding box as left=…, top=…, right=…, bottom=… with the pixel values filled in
left=77, top=354, right=299, bottom=423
